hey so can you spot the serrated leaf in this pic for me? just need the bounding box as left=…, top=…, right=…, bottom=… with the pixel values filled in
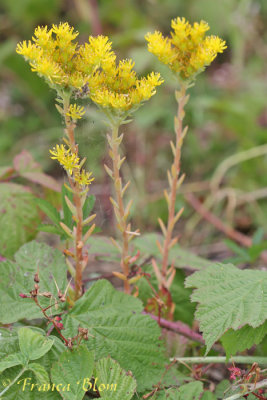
left=27, top=363, right=50, bottom=385
left=177, top=381, right=204, bottom=399
left=0, top=183, right=41, bottom=257
left=150, top=389, right=178, bottom=400
left=34, top=198, right=60, bottom=225
left=51, top=345, right=94, bottom=400
left=149, top=382, right=204, bottom=400
left=0, top=328, right=63, bottom=399
left=0, top=328, right=20, bottom=358
left=0, top=241, right=67, bottom=324
left=0, top=367, right=61, bottom=400
left=18, top=328, right=54, bottom=361
left=0, top=353, right=25, bottom=373
left=63, top=280, right=166, bottom=392
left=185, top=263, right=267, bottom=353
left=96, top=357, right=136, bottom=400
left=83, top=195, right=95, bottom=219
left=221, top=321, right=267, bottom=359
left=133, top=233, right=212, bottom=270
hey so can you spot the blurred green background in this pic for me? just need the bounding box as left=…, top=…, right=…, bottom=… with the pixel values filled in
left=0, top=0, right=267, bottom=254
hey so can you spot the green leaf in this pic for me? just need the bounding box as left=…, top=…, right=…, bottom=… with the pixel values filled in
left=224, top=239, right=250, bottom=259
left=18, top=328, right=54, bottom=361
left=83, top=195, right=95, bottom=219
left=0, top=328, right=63, bottom=399
left=63, top=280, right=166, bottom=392
left=27, top=363, right=50, bottom=385
left=133, top=233, right=212, bottom=270
left=149, top=382, right=204, bottom=400
left=0, top=328, right=20, bottom=358
left=0, top=183, right=41, bottom=257
left=37, top=224, right=63, bottom=235
left=221, top=321, right=267, bottom=359
left=185, top=263, right=267, bottom=353
left=62, top=184, right=74, bottom=229
left=0, top=353, right=25, bottom=373
left=148, top=389, right=178, bottom=400
left=51, top=345, right=94, bottom=400
left=34, top=198, right=60, bottom=225
left=95, top=357, right=136, bottom=400
left=87, top=236, right=120, bottom=261
left=0, top=241, right=67, bottom=324
left=0, top=367, right=61, bottom=400
left=201, top=392, right=217, bottom=400
left=136, top=266, right=195, bottom=325
left=177, top=381, right=204, bottom=400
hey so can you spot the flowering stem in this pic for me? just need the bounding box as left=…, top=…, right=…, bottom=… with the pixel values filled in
left=63, top=96, right=84, bottom=300
left=160, top=84, right=188, bottom=287
left=107, top=123, right=132, bottom=294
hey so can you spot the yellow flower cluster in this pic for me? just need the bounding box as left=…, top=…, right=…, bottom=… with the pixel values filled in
left=49, top=144, right=94, bottom=186
left=66, top=104, right=85, bottom=121
left=146, top=18, right=227, bottom=81
left=16, top=23, right=163, bottom=117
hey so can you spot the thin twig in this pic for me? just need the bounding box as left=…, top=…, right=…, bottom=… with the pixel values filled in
left=185, top=192, right=267, bottom=263
left=145, top=312, right=208, bottom=347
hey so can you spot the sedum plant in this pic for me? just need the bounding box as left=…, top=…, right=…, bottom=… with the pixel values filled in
left=0, top=17, right=266, bottom=400
left=145, top=18, right=226, bottom=294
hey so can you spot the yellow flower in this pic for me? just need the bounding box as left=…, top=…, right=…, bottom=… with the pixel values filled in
left=52, top=22, right=79, bottom=43
left=17, top=23, right=164, bottom=117
left=32, top=26, right=54, bottom=51
left=78, top=36, right=116, bottom=75
left=74, top=170, right=94, bottom=186
left=16, top=41, right=43, bottom=61
left=66, top=104, right=85, bottom=120
left=50, top=144, right=80, bottom=175
left=145, top=17, right=227, bottom=81
left=30, top=57, right=61, bottom=81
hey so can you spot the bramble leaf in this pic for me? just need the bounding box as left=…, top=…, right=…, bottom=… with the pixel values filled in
left=221, top=321, right=267, bottom=359
left=0, top=367, right=61, bottom=400
left=96, top=357, right=136, bottom=400
left=0, top=183, right=41, bottom=257
left=0, top=327, right=63, bottom=399
left=185, top=263, right=267, bottom=353
left=0, top=353, right=25, bottom=373
left=18, top=327, right=54, bottom=361
left=27, top=363, right=50, bottom=385
left=63, top=280, right=166, bottom=392
left=0, top=241, right=67, bottom=324
left=51, top=345, right=94, bottom=400
left=145, top=381, right=204, bottom=399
